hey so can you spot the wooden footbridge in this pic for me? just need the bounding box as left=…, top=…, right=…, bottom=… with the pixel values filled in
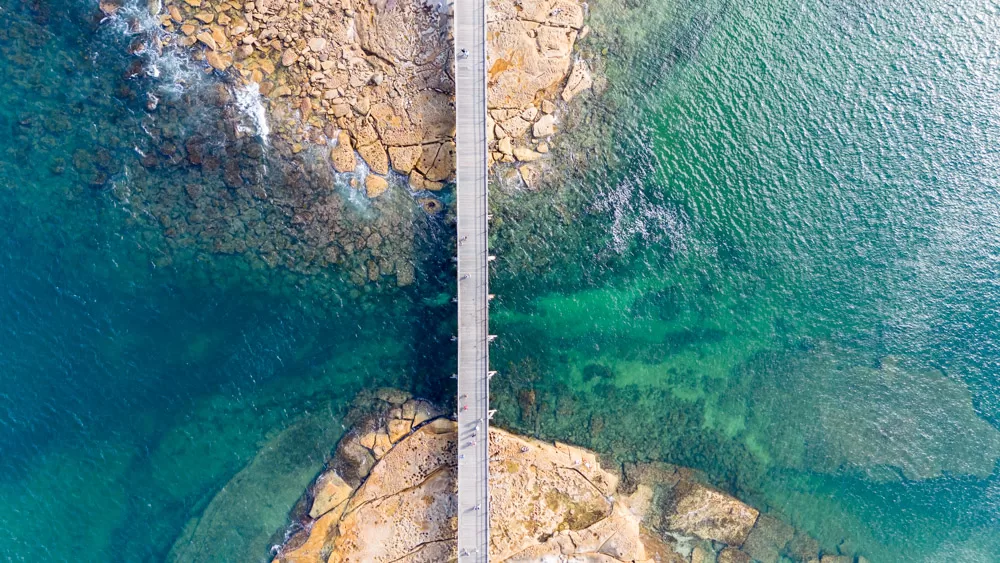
left=454, top=0, right=491, bottom=557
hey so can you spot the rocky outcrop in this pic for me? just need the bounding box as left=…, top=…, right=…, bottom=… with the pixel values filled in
left=270, top=393, right=860, bottom=563
left=155, top=0, right=594, bottom=197
left=486, top=0, right=592, bottom=173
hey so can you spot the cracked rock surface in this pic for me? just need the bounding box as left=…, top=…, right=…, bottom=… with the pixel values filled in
left=155, top=0, right=594, bottom=195
left=270, top=391, right=842, bottom=563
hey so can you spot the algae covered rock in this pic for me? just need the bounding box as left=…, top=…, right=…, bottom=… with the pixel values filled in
left=661, top=480, right=758, bottom=547
left=166, top=411, right=343, bottom=562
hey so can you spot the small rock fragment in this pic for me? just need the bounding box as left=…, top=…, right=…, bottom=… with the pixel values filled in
left=533, top=113, right=555, bottom=137
left=205, top=49, right=231, bottom=70
left=365, top=175, right=389, bottom=198
left=195, top=32, right=217, bottom=50
left=308, top=37, right=328, bottom=51
left=498, top=136, right=513, bottom=155
left=512, top=146, right=542, bottom=162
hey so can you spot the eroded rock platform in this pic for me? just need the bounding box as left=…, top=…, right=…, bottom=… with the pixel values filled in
left=271, top=391, right=864, bottom=563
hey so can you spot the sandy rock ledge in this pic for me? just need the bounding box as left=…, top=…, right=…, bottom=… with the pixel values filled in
left=152, top=0, right=594, bottom=195
left=271, top=392, right=866, bottom=563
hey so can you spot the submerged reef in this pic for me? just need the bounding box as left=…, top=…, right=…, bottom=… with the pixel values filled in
left=743, top=351, right=1000, bottom=482
left=92, top=0, right=597, bottom=290
left=218, top=390, right=869, bottom=563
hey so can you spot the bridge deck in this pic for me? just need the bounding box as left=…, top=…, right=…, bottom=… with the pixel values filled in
left=454, top=0, right=490, bottom=558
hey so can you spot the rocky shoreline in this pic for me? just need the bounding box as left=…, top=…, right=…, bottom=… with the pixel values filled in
left=133, top=0, right=595, bottom=195
left=90, top=0, right=598, bottom=291
left=262, top=390, right=870, bottom=563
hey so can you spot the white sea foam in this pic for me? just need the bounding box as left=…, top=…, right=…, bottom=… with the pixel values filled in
left=102, top=0, right=209, bottom=99
left=596, top=176, right=687, bottom=254
left=233, top=82, right=271, bottom=144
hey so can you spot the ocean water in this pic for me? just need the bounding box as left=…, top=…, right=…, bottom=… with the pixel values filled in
left=0, top=0, right=453, bottom=560
left=3, top=0, right=1000, bottom=561
left=489, top=0, right=1000, bottom=559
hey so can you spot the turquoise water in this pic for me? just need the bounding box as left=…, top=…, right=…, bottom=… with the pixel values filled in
left=3, top=0, right=1000, bottom=560
left=0, top=1, right=453, bottom=560
left=490, top=0, right=1000, bottom=559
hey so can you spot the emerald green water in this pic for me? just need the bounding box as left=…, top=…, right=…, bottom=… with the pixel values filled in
left=490, top=0, right=1000, bottom=559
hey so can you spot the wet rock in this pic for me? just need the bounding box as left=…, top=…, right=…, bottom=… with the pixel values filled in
left=717, top=547, right=752, bottom=563
left=205, top=49, right=232, bottom=71
left=518, top=163, right=542, bottom=189
left=364, top=174, right=388, bottom=198
left=185, top=183, right=202, bottom=200
left=329, top=131, right=356, bottom=172
left=185, top=137, right=203, bottom=165
left=691, top=545, right=714, bottom=563
left=741, top=514, right=795, bottom=563
left=661, top=481, right=759, bottom=546
left=332, top=433, right=376, bottom=488
left=417, top=197, right=443, bottom=215
left=561, top=59, right=593, bottom=102
left=223, top=160, right=242, bottom=187
left=196, top=31, right=218, bottom=50
left=395, top=261, right=414, bottom=286
left=99, top=0, right=122, bottom=15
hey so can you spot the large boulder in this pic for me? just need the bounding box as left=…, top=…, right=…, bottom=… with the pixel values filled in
left=661, top=480, right=759, bottom=547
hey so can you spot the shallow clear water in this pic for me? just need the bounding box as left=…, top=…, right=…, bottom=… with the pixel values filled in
left=0, top=1, right=453, bottom=560
left=2, top=0, right=1000, bottom=560
left=490, top=0, right=1000, bottom=559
